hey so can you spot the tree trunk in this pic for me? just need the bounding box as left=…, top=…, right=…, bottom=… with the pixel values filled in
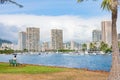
left=108, top=0, right=120, bottom=80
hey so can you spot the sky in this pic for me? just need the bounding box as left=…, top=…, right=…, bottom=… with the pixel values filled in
left=0, top=0, right=120, bottom=43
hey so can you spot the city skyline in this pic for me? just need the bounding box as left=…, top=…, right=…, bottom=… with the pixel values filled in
left=0, top=0, right=120, bottom=43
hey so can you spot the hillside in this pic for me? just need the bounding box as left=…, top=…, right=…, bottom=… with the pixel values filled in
left=0, top=38, right=12, bottom=46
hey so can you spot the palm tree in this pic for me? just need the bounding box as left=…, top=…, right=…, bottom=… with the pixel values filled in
left=82, top=43, right=87, bottom=52
left=89, top=42, right=95, bottom=51
left=78, top=0, right=120, bottom=80
left=100, top=41, right=111, bottom=53
left=0, top=0, right=23, bottom=8
left=89, top=42, right=98, bottom=52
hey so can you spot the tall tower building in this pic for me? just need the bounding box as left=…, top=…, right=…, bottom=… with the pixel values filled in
left=51, top=29, right=63, bottom=50
left=26, top=27, right=40, bottom=52
left=101, top=21, right=112, bottom=46
left=92, top=30, right=101, bottom=42
left=118, top=33, right=120, bottom=42
left=18, top=32, right=26, bottom=50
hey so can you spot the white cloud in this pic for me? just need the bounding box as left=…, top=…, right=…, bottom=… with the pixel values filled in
left=0, top=14, right=120, bottom=43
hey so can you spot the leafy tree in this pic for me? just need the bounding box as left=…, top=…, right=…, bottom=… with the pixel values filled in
left=23, top=49, right=28, bottom=52
left=58, top=49, right=75, bottom=52
left=0, top=49, right=14, bottom=54
left=78, top=0, right=120, bottom=79
left=105, top=48, right=112, bottom=53
left=100, top=41, right=111, bottom=53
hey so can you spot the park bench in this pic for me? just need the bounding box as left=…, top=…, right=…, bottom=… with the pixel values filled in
left=9, top=59, right=19, bottom=66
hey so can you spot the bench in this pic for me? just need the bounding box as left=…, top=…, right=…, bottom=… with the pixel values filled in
left=9, top=59, right=19, bottom=66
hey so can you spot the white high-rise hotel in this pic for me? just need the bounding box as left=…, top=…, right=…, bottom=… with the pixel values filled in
left=18, top=32, right=26, bottom=50
left=92, top=30, right=102, bottom=42
left=51, top=29, right=63, bottom=50
left=26, top=27, right=40, bottom=52
left=101, top=21, right=112, bottom=46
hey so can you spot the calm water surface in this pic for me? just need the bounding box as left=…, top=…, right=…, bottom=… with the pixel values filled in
left=0, top=53, right=112, bottom=72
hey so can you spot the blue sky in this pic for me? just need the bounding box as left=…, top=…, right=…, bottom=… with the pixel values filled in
left=0, top=0, right=110, bottom=16
left=0, top=0, right=120, bottom=43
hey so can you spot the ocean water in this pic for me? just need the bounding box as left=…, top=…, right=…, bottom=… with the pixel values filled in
left=0, top=53, right=112, bottom=72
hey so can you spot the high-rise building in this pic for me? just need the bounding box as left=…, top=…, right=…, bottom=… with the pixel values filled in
left=18, top=32, right=26, bottom=50
left=101, top=21, right=112, bottom=46
left=26, top=27, right=40, bottom=52
left=118, top=33, right=120, bottom=41
left=51, top=29, right=63, bottom=50
left=92, top=30, right=101, bottom=42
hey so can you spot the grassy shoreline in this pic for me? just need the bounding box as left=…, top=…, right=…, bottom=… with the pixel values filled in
left=0, top=62, right=109, bottom=80
left=0, top=62, right=65, bottom=74
left=0, top=62, right=109, bottom=73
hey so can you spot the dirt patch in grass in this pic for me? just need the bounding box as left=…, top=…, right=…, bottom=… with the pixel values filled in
left=0, top=69, right=109, bottom=80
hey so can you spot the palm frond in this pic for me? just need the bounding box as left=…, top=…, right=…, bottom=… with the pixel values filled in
left=0, top=0, right=23, bottom=8
left=8, top=0, right=23, bottom=8
left=0, top=0, right=7, bottom=4
left=77, top=0, right=97, bottom=3
left=77, top=0, right=84, bottom=3
left=101, top=0, right=112, bottom=11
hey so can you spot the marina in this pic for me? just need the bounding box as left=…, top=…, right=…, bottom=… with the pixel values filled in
left=0, top=53, right=112, bottom=72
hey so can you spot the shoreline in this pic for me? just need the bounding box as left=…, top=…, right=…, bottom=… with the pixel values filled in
left=0, top=62, right=109, bottom=73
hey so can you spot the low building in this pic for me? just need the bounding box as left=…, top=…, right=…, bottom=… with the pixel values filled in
left=1, top=43, right=16, bottom=50
left=63, top=42, right=70, bottom=50
left=41, top=42, right=49, bottom=51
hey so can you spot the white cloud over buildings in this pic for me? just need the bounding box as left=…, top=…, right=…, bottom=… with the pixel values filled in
left=0, top=14, right=120, bottom=43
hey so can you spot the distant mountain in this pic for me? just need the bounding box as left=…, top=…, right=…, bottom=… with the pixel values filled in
left=0, top=38, right=12, bottom=46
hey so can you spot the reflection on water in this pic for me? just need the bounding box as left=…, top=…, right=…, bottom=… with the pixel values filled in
left=0, top=53, right=112, bottom=71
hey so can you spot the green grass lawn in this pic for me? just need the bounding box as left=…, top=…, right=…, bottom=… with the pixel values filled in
left=0, top=63, right=64, bottom=74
